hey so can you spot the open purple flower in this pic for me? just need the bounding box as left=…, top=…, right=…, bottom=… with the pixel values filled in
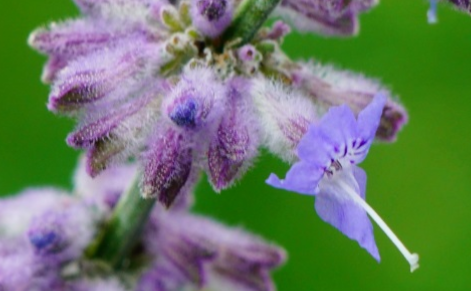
left=267, top=94, right=419, bottom=272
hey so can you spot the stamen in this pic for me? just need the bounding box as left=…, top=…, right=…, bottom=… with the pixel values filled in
left=338, top=180, right=419, bottom=272
left=332, top=160, right=342, bottom=171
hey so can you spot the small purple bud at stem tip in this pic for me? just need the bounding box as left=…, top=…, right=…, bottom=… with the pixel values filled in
left=238, top=45, right=257, bottom=62
left=266, top=20, right=291, bottom=40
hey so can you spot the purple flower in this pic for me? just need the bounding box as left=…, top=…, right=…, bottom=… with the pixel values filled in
left=251, top=78, right=319, bottom=162
left=238, top=45, right=258, bottom=62
left=265, top=20, right=291, bottom=40
left=276, top=0, right=378, bottom=36
left=447, top=0, right=471, bottom=13
left=0, top=188, right=71, bottom=238
left=267, top=94, right=419, bottom=272
left=191, top=0, right=233, bottom=38
left=28, top=211, right=69, bottom=255
left=0, top=188, right=99, bottom=290
left=142, top=208, right=286, bottom=291
left=140, top=125, right=194, bottom=206
left=207, top=77, right=259, bottom=191
left=163, top=67, right=226, bottom=130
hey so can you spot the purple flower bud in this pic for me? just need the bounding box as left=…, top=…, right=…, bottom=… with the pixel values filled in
left=29, top=20, right=117, bottom=58
left=48, top=40, right=157, bottom=112
left=277, top=0, right=377, bottom=36
left=72, top=0, right=159, bottom=26
left=0, top=187, right=100, bottom=289
left=86, top=139, right=127, bottom=177
left=28, top=212, right=68, bottom=255
left=137, top=263, right=187, bottom=291
left=191, top=0, right=233, bottom=38
left=27, top=206, right=97, bottom=262
left=208, top=235, right=285, bottom=291
left=141, top=126, right=193, bottom=207
left=164, top=67, right=226, bottom=130
left=266, top=20, right=291, bottom=40
left=40, top=56, right=68, bottom=83
left=238, top=45, right=257, bottom=62
left=158, top=229, right=216, bottom=286
left=377, top=100, right=408, bottom=141
left=0, top=188, right=71, bottom=238
left=448, top=0, right=471, bottom=13
left=251, top=78, right=318, bottom=162
left=295, top=61, right=408, bottom=141
left=148, top=211, right=286, bottom=291
left=207, top=78, right=259, bottom=191
left=69, top=83, right=162, bottom=177
left=237, top=45, right=262, bottom=75
left=67, top=96, right=153, bottom=149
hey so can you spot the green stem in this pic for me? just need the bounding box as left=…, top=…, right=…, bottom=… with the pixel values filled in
left=220, top=0, right=282, bottom=47
left=86, top=178, right=156, bottom=269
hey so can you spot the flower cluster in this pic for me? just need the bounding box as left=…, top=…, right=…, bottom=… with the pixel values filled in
left=20, top=0, right=430, bottom=289
left=29, top=0, right=407, bottom=208
left=0, top=158, right=285, bottom=290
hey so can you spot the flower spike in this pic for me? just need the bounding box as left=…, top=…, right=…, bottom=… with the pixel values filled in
left=26, top=0, right=419, bottom=283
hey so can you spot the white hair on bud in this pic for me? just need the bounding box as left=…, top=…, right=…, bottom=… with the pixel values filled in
left=251, top=77, right=318, bottom=162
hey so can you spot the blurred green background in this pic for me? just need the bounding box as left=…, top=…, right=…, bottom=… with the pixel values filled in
left=1, top=0, right=471, bottom=290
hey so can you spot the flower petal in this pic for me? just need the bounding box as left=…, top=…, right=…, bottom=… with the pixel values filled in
left=298, top=104, right=357, bottom=165
left=207, top=78, right=259, bottom=191
left=315, top=169, right=379, bottom=261
left=343, top=93, right=386, bottom=164
left=266, top=161, right=323, bottom=196
left=141, top=126, right=193, bottom=207
left=352, top=165, right=367, bottom=199
left=358, top=93, right=387, bottom=143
